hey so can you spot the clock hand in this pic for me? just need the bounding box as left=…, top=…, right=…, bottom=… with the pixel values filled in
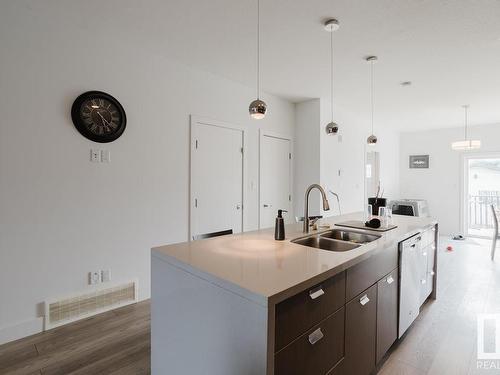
left=97, top=111, right=113, bottom=128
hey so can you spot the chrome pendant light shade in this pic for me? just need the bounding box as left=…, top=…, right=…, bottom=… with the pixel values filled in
left=249, top=0, right=266, bottom=120
left=366, top=56, right=378, bottom=145
left=367, top=134, right=378, bottom=145
left=249, top=99, right=267, bottom=120
left=325, top=122, right=339, bottom=135
left=324, top=18, right=340, bottom=135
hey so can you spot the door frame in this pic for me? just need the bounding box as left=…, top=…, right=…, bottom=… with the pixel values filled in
left=258, top=130, right=293, bottom=229
left=189, top=115, right=245, bottom=240
left=460, top=151, right=500, bottom=238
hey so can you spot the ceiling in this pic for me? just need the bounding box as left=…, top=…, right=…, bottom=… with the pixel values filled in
left=52, top=0, right=500, bottom=131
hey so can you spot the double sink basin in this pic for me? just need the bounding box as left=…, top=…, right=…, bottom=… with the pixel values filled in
left=292, top=228, right=381, bottom=252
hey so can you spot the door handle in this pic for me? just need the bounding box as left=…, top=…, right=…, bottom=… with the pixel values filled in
left=421, top=279, right=426, bottom=284
left=359, top=294, right=370, bottom=306
left=308, top=328, right=324, bottom=345
left=236, top=204, right=241, bottom=210
left=309, top=287, right=325, bottom=300
left=386, top=275, right=394, bottom=284
left=263, top=204, right=272, bottom=208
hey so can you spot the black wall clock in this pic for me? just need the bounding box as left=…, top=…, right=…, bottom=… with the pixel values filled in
left=71, top=91, right=126, bottom=143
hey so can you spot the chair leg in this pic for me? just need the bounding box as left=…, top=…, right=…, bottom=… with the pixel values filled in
left=492, top=236, right=498, bottom=261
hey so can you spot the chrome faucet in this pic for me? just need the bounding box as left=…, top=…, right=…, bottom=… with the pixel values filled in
left=328, top=190, right=342, bottom=216
left=303, top=184, right=330, bottom=233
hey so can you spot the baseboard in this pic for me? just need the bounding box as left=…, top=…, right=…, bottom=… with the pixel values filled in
left=0, top=317, right=44, bottom=345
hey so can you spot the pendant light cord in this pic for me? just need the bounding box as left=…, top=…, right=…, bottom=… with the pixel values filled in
left=464, top=105, right=468, bottom=140
left=330, top=29, right=334, bottom=122
left=370, top=60, right=374, bottom=134
left=256, top=0, right=260, bottom=99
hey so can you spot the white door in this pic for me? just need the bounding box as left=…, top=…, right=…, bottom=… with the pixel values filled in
left=260, top=134, right=291, bottom=229
left=191, top=121, right=243, bottom=239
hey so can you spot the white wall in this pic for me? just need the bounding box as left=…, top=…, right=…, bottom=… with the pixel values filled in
left=293, top=98, right=400, bottom=218
left=399, top=123, right=500, bottom=235
left=0, top=2, right=294, bottom=343
left=293, top=99, right=321, bottom=217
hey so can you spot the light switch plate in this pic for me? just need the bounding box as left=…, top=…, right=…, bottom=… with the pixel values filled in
left=101, top=150, right=111, bottom=163
left=90, top=149, right=101, bottom=163
left=101, top=269, right=111, bottom=283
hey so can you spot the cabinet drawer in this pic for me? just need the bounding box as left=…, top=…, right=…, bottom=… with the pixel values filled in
left=275, top=271, right=345, bottom=351
left=275, top=307, right=345, bottom=375
left=376, top=268, right=399, bottom=363
left=346, top=245, right=397, bottom=301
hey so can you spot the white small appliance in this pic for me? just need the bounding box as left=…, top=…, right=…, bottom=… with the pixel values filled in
left=389, top=199, right=429, bottom=217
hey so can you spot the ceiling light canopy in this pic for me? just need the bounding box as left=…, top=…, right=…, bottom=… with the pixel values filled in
left=249, top=0, right=267, bottom=120
left=366, top=56, right=378, bottom=145
left=324, top=18, right=340, bottom=135
left=451, top=105, right=481, bottom=150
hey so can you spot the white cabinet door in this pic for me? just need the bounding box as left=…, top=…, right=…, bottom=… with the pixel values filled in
left=191, top=121, right=243, bottom=239
left=259, top=135, right=291, bottom=229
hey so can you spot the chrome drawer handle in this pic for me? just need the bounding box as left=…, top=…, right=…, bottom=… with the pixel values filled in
left=421, top=279, right=426, bottom=284
left=308, top=328, right=324, bottom=345
left=309, top=287, right=325, bottom=300
left=423, top=252, right=427, bottom=256
left=386, top=275, right=394, bottom=284
left=429, top=271, right=435, bottom=276
left=360, top=294, right=370, bottom=306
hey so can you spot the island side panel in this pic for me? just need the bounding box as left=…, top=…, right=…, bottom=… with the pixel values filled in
left=151, top=255, right=268, bottom=375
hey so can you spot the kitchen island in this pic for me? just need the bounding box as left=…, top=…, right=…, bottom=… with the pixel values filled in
left=151, top=212, right=438, bottom=375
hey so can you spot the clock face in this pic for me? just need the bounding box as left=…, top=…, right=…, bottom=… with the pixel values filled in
left=71, top=91, right=126, bottom=143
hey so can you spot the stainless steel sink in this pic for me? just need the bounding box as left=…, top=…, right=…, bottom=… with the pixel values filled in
left=292, top=236, right=360, bottom=252
left=320, top=229, right=381, bottom=244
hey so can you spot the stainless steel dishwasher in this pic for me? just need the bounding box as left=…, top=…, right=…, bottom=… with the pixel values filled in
left=399, top=233, right=423, bottom=338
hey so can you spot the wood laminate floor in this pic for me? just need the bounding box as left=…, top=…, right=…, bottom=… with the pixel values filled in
left=379, top=237, right=500, bottom=375
left=1, top=236, right=500, bottom=375
left=0, top=300, right=150, bottom=375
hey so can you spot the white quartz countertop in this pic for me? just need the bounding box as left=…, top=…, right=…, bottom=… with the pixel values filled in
left=152, top=212, right=437, bottom=307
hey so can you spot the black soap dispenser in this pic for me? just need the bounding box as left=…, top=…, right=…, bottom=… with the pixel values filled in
left=275, top=209, right=287, bottom=240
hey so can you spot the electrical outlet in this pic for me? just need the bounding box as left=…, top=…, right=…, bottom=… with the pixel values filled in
left=89, top=271, right=101, bottom=285
left=90, top=149, right=101, bottom=163
left=101, top=269, right=111, bottom=283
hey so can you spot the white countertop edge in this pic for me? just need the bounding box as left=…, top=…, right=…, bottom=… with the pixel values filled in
left=151, top=251, right=269, bottom=308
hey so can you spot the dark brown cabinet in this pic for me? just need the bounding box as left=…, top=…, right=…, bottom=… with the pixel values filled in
left=344, top=284, right=377, bottom=375
left=275, top=307, right=345, bottom=375
left=275, top=271, right=345, bottom=351
left=346, top=245, right=398, bottom=301
left=272, top=225, right=437, bottom=375
left=376, top=268, right=399, bottom=363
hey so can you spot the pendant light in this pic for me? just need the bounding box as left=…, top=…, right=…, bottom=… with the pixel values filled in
left=366, top=56, right=378, bottom=145
left=249, top=0, right=267, bottom=120
left=324, top=19, right=340, bottom=135
left=451, top=105, right=481, bottom=150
